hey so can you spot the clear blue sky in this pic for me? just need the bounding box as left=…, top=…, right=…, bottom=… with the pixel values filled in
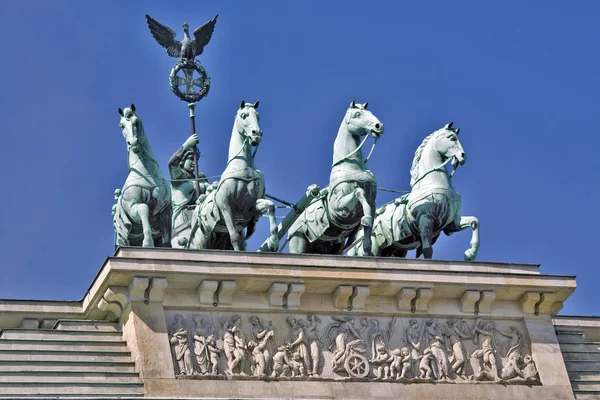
left=0, top=1, right=597, bottom=316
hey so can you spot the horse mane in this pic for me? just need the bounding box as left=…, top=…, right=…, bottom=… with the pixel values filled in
left=124, top=108, right=157, bottom=163
left=409, top=128, right=445, bottom=187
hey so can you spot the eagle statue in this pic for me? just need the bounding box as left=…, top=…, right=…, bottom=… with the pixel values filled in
left=145, top=14, right=218, bottom=62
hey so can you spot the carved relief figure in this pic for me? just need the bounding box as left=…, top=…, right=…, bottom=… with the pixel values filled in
left=194, top=333, right=219, bottom=375
left=400, top=348, right=414, bottom=379
left=445, top=319, right=471, bottom=379
left=423, top=319, right=440, bottom=350
left=271, top=345, right=291, bottom=378
left=284, top=316, right=311, bottom=375
left=359, top=317, right=370, bottom=342
left=289, top=352, right=307, bottom=377
left=368, top=318, right=395, bottom=360
left=192, top=317, right=219, bottom=375
left=304, top=314, right=323, bottom=376
left=522, top=355, right=539, bottom=380
left=430, top=336, right=451, bottom=380
left=405, top=319, right=422, bottom=376
left=249, top=316, right=276, bottom=375
left=326, top=316, right=370, bottom=378
left=500, top=351, right=524, bottom=381
left=248, top=331, right=273, bottom=377
left=470, top=338, right=500, bottom=381
left=419, top=348, right=434, bottom=379
left=327, top=316, right=361, bottom=371
left=496, top=326, right=523, bottom=358
left=389, top=348, right=403, bottom=379
left=370, top=343, right=392, bottom=380
left=405, top=319, right=422, bottom=358
left=169, top=315, right=194, bottom=376
left=472, top=318, right=495, bottom=347
left=397, top=347, right=412, bottom=379
left=223, top=316, right=247, bottom=376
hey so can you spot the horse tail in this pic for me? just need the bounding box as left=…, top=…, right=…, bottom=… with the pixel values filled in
left=113, top=199, right=132, bottom=247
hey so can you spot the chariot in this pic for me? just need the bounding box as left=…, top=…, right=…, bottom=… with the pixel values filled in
left=334, top=339, right=370, bottom=379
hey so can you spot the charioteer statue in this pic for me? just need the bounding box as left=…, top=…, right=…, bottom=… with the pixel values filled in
left=169, top=133, right=209, bottom=248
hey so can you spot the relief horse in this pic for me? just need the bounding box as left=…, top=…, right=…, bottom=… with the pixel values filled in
left=187, top=100, right=278, bottom=251
left=348, top=122, right=479, bottom=260
left=288, top=101, right=384, bottom=255
left=113, top=104, right=172, bottom=247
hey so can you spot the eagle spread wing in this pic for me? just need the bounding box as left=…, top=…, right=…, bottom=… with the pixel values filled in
left=193, top=15, right=218, bottom=57
left=146, top=14, right=182, bottom=58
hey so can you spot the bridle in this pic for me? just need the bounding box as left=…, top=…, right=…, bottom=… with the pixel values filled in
left=411, top=139, right=462, bottom=187
left=331, top=111, right=380, bottom=167
left=226, top=111, right=261, bottom=167
left=122, top=115, right=160, bottom=171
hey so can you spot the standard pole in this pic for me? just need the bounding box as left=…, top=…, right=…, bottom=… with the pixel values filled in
left=188, top=102, right=201, bottom=199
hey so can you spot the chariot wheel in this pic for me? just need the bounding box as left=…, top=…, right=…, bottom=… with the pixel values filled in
left=344, top=354, right=369, bottom=378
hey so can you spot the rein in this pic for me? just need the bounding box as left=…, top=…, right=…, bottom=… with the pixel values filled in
left=342, top=156, right=459, bottom=255
left=225, top=117, right=261, bottom=168
left=224, top=125, right=254, bottom=169
left=332, top=134, right=379, bottom=167
left=411, top=156, right=456, bottom=187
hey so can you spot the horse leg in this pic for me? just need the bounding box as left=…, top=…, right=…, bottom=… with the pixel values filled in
left=354, top=188, right=374, bottom=256
left=345, top=229, right=363, bottom=256
left=220, top=200, right=244, bottom=251
left=130, top=203, right=154, bottom=247
left=370, top=238, right=381, bottom=256
left=289, top=234, right=309, bottom=254
left=158, top=205, right=172, bottom=247
left=255, top=198, right=279, bottom=252
left=394, top=249, right=408, bottom=258
left=454, top=216, right=479, bottom=261
left=417, top=214, right=435, bottom=258
left=333, top=189, right=360, bottom=213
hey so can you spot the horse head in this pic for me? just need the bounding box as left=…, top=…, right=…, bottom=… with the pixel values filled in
left=410, top=122, right=466, bottom=187
left=344, top=100, right=384, bottom=139
left=235, top=100, right=262, bottom=146
left=118, top=104, right=145, bottom=155
left=433, top=122, right=466, bottom=168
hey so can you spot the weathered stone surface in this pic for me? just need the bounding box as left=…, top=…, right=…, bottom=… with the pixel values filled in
left=0, top=249, right=583, bottom=399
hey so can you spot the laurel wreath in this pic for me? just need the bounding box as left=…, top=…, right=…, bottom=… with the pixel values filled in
left=169, top=59, right=211, bottom=103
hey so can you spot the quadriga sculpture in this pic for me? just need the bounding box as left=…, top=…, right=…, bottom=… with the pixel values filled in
left=349, top=122, right=479, bottom=260
left=113, top=104, right=172, bottom=247
left=288, top=101, right=384, bottom=255
left=187, top=100, right=278, bottom=251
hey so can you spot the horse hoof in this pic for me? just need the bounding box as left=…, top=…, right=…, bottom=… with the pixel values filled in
left=269, top=237, right=279, bottom=251
left=422, top=247, right=433, bottom=259
left=464, top=249, right=477, bottom=261
left=360, top=215, right=372, bottom=227
left=142, top=239, right=155, bottom=248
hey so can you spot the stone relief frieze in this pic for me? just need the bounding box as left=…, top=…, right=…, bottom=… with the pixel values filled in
left=166, top=312, right=539, bottom=384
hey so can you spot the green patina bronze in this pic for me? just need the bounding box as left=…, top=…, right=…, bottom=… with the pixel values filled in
left=112, top=14, right=482, bottom=260
left=348, top=123, right=480, bottom=260
left=146, top=14, right=217, bottom=103
left=113, top=104, right=172, bottom=248
left=287, top=101, right=384, bottom=255
left=169, top=133, right=209, bottom=248
left=186, top=100, right=279, bottom=251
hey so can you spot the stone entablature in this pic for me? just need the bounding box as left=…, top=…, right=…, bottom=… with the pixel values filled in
left=0, top=248, right=575, bottom=329
left=0, top=248, right=580, bottom=399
